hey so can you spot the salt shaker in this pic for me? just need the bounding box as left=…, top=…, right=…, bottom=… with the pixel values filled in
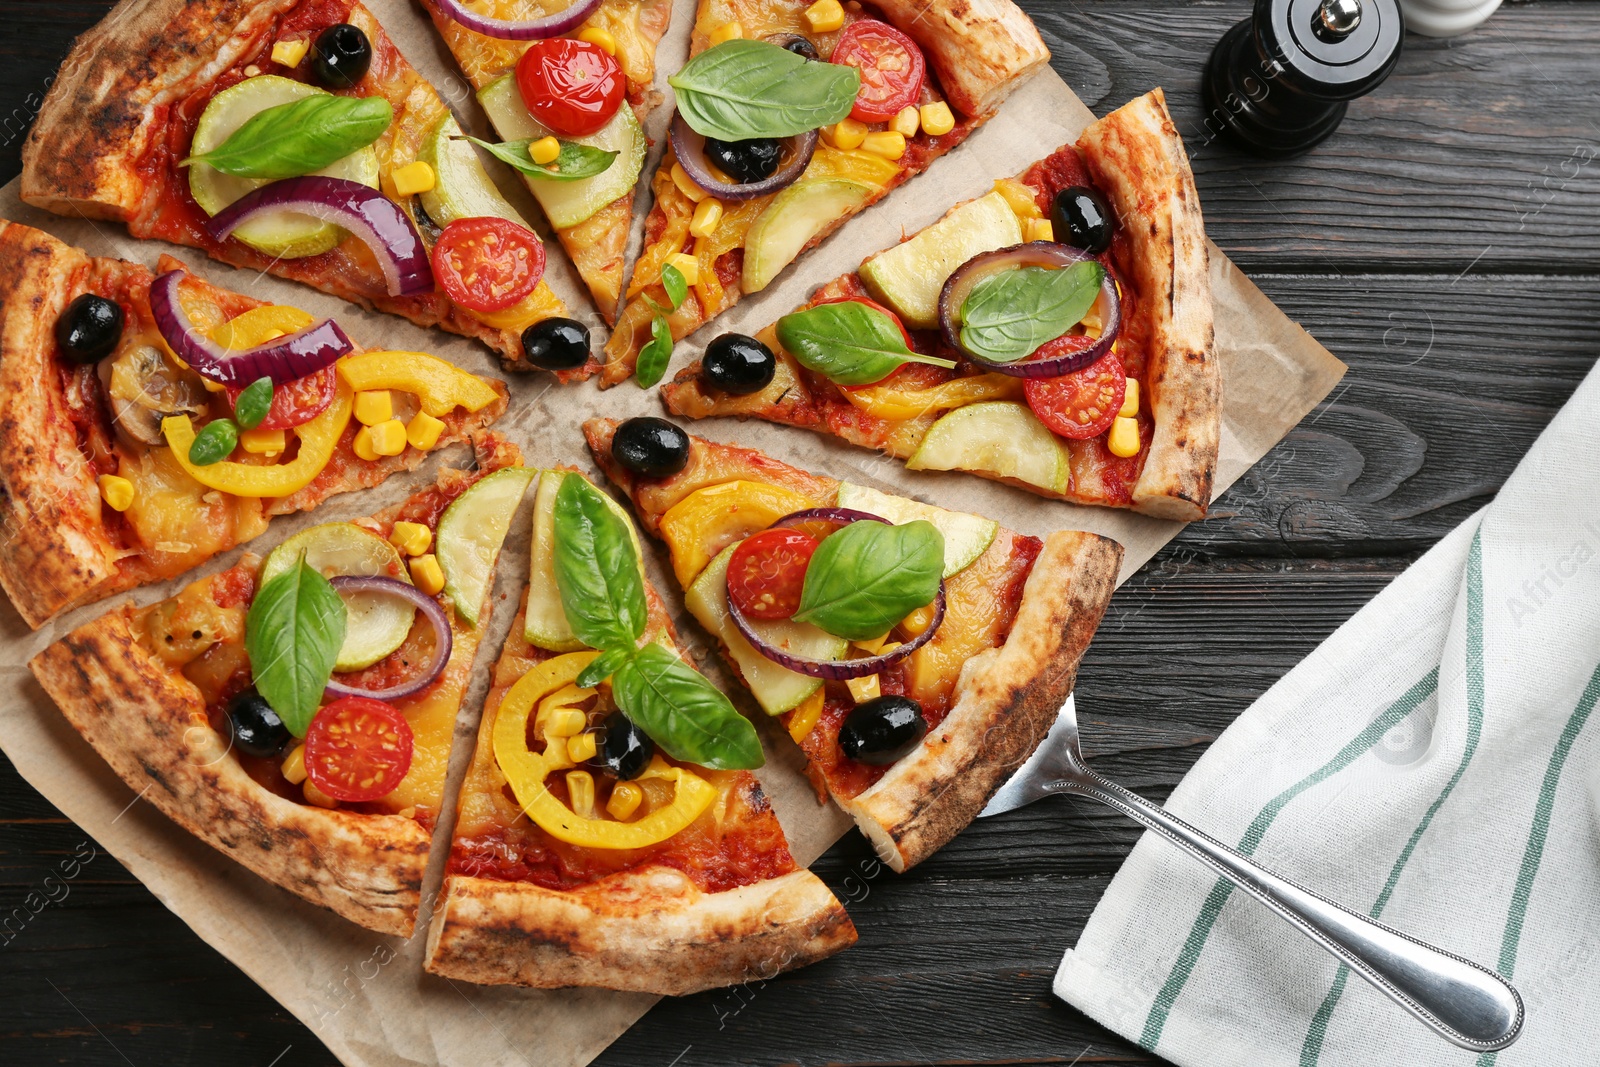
left=1201, top=0, right=1404, bottom=158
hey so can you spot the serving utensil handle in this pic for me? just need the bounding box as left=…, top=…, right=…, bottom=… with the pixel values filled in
left=1070, top=772, right=1523, bottom=1052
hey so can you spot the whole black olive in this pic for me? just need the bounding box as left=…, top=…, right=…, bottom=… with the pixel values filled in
left=591, top=710, right=654, bottom=780
left=612, top=416, right=690, bottom=478
left=55, top=294, right=124, bottom=363
left=1050, top=185, right=1115, bottom=255
left=838, top=696, right=928, bottom=766
left=702, top=333, right=775, bottom=395
left=704, top=137, right=782, bottom=185
left=226, top=690, right=293, bottom=760
left=779, top=36, right=819, bottom=60
left=310, top=24, right=373, bottom=89
left=521, top=316, right=591, bottom=371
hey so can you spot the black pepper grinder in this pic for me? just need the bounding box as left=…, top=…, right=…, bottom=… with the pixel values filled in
left=1201, top=0, right=1404, bottom=158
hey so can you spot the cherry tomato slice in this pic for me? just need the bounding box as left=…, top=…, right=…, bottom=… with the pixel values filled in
left=303, top=696, right=415, bottom=803
left=516, top=38, right=624, bottom=138
left=1023, top=345, right=1127, bottom=440
left=432, top=217, right=546, bottom=314
left=224, top=366, right=337, bottom=430
left=831, top=19, right=927, bottom=124
left=727, top=528, right=820, bottom=621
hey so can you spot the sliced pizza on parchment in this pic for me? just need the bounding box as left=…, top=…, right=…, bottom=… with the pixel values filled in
left=585, top=417, right=1121, bottom=872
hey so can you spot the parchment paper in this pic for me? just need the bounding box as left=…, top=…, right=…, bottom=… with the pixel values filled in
left=0, top=1, right=1346, bottom=1063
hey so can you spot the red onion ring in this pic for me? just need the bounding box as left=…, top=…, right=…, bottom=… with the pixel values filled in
left=937, top=242, right=1121, bottom=378
left=150, top=270, right=353, bottom=387
left=204, top=176, right=434, bottom=297
left=324, top=576, right=454, bottom=701
left=669, top=113, right=817, bottom=202
left=430, top=0, right=603, bottom=40
left=725, top=507, right=947, bottom=679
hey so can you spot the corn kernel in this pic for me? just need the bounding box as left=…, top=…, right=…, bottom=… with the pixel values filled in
left=709, top=21, right=744, bottom=46
left=805, top=0, right=844, bottom=32
left=567, top=731, right=598, bottom=763
left=303, top=779, right=339, bottom=809
left=1025, top=218, right=1055, bottom=243
left=566, top=770, right=597, bottom=818
left=390, top=521, right=433, bottom=557
left=281, top=745, right=308, bottom=784
left=825, top=118, right=867, bottom=151
left=239, top=426, right=286, bottom=456
left=578, top=26, right=617, bottom=54
left=788, top=689, right=825, bottom=743
left=528, top=136, right=561, bottom=166
left=1107, top=415, right=1141, bottom=458
left=97, top=474, right=134, bottom=512
left=854, top=632, right=892, bottom=655
left=369, top=418, right=407, bottom=457
left=666, top=252, right=699, bottom=286
left=354, top=389, right=393, bottom=426
left=352, top=425, right=380, bottom=462
left=901, top=602, right=937, bottom=637
left=409, top=553, right=445, bottom=595
left=545, top=708, right=587, bottom=738
left=543, top=735, right=571, bottom=768
left=861, top=131, right=906, bottom=160
left=890, top=106, right=920, bottom=138
left=405, top=410, right=446, bottom=451
left=671, top=162, right=708, bottom=203
left=993, top=177, right=1041, bottom=219
left=202, top=378, right=228, bottom=393
left=847, top=674, right=881, bottom=703
left=1119, top=378, right=1140, bottom=418
left=689, top=198, right=724, bottom=239
left=607, top=780, right=644, bottom=821
left=920, top=100, right=956, bottom=137
left=391, top=160, right=436, bottom=196
left=271, top=38, right=309, bottom=68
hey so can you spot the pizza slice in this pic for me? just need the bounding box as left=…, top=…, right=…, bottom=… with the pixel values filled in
left=30, top=435, right=529, bottom=936
left=0, top=221, right=507, bottom=630
left=421, top=0, right=672, bottom=322
left=663, top=90, right=1219, bottom=519
left=22, top=0, right=598, bottom=380
left=426, top=468, right=855, bottom=992
left=584, top=417, right=1121, bottom=872
left=601, top=0, right=1050, bottom=386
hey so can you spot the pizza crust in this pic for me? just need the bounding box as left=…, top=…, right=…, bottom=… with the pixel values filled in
left=426, top=867, right=856, bottom=994
left=28, top=596, right=429, bottom=936
left=1078, top=89, right=1218, bottom=521
left=845, top=529, right=1121, bottom=871
left=873, top=0, right=1050, bottom=118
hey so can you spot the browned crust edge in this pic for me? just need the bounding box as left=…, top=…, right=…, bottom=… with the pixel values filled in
left=846, top=529, right=1121, bottom=871
left=28, top=596, right=428, bottom=936
left=20, top=0, right=296, bottom=219
left=873, top=0, right=1051, bottom=119
left=1079, top=88, right=1218, bottom=521
left=425, top=868, right=856, bottom=994
left=0, top=222, right=121, bottom=628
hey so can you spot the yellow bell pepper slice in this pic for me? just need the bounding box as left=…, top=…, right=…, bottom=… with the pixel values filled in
left=841, top=373, right=1024, bottom=422
left=209, top=306, right=315, bottom=350
left=658, top=479, right=816, bottom=587
left=337, top=351, right=501, bottom=417
left=161, top=377, right=353, bottom=498
left=492, top=652, right=717, bottom=850
left=468, top=283, right=566, bottom=332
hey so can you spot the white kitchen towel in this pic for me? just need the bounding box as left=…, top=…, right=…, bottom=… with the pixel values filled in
left=1054, top=359, right=1600, bottom=1067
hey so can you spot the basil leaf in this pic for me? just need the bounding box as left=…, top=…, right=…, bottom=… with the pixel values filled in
left=462, top=135, right=618, bottom=182
left=610, top=643, right=763, bottom=770
left=188, top=418, right=239, bottom=465
left=635, top=313, right=673, bottom=388
left=660, top=262, right=688, bottom=312
left=793, top=520, right=944, bottom=641
left=668, top=39, right=859, bottom=141
left=552, top=475, right=648, bottom=650
left=575, top=645, right=634, bottom=690
left=958, top=262, right=1106, bottom=364
left=245, top=557, right=347, bottom=737
left=233, top=377, right=273, bottom=431
left=775, top=301, right=956, bottom=386
left=182, top=95, right=393, bottom=180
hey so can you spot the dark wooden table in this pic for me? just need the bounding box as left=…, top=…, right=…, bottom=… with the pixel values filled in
left=2, top=1, right=1596, bottom=1064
